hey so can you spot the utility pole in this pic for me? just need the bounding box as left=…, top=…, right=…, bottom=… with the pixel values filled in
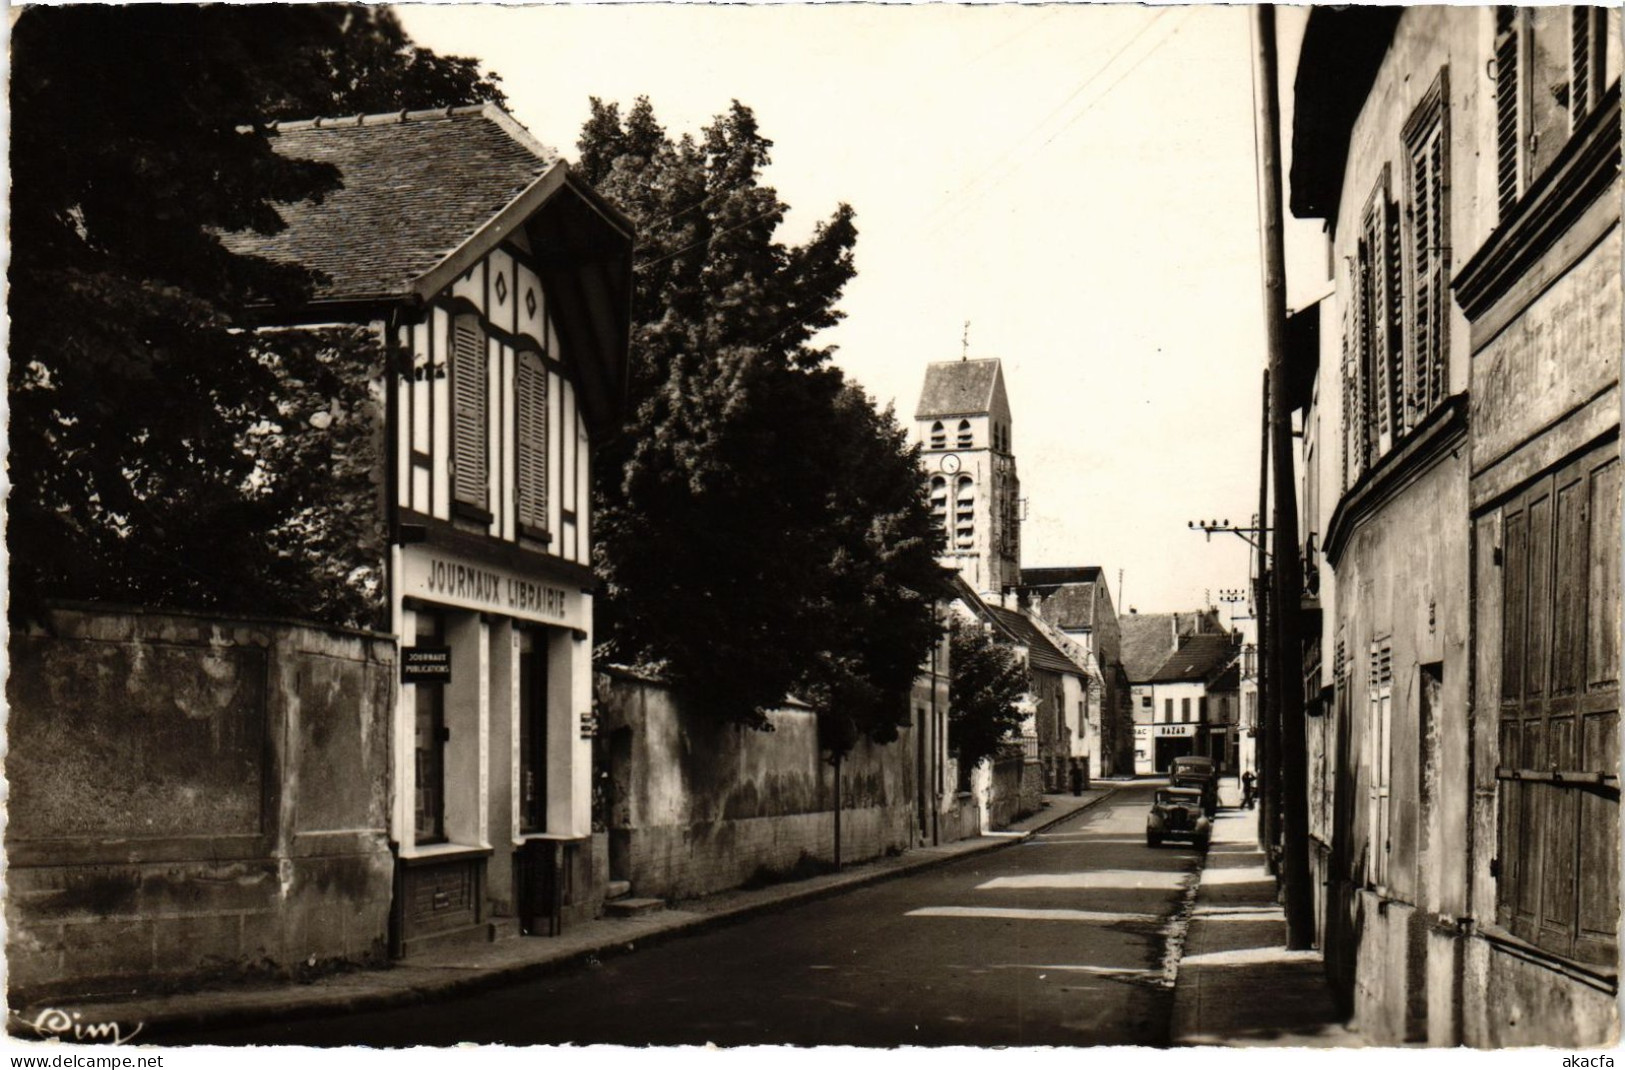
left=1257, top=373, right=1275, bottom=855
left=1251, top=4, right=1314, bottom=949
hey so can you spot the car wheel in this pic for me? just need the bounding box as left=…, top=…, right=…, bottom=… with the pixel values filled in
left=1146, top=833, right=1162, bottom=848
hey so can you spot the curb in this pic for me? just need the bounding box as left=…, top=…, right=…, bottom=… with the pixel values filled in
left=34, top=789, right=1124, bottom=1041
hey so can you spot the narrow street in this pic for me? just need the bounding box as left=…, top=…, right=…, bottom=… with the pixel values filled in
left=172, top=783, right=1203, bottom=1047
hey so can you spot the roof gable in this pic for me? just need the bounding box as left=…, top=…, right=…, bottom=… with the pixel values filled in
left=916, top=358, right=1008, bottom=420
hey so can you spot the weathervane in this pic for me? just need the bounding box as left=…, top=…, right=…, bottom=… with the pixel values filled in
left=961, top=320, right=970, bottom=361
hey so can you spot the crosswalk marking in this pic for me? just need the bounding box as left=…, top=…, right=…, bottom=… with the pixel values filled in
left=977, top=870, right=1185, bottom=891
left=907, top=906, right=1158, bottom=923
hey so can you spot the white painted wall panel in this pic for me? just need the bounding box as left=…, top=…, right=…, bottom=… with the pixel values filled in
left=547, top=369, right=563, bottom=542
left=517, top=262, right=544, bottom=349
left=432, top=306, right=451, bottom=520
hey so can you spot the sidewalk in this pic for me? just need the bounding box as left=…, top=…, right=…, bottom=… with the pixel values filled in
left=1170, top=779, right=1363, bottom=1047
left=11, top=787, right=1120, bottom=1042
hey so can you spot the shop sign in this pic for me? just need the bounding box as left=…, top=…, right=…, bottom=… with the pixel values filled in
left=402, top=645, right=452, bottom=684
left=579, top=711, right=599, bottom=739
left=401, top=545, right=585, bottom=628
left=1154, top=723, right=1197, bottom=738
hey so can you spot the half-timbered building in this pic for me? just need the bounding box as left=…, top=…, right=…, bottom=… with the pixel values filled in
left=228, top=104, right=633, bottom=954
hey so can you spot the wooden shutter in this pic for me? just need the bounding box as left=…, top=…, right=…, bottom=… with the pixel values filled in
left=1495, top=445, right=1621, bottom=965
left=451, top=314, right=488, bottom=510
left=1405, top=75, right=1449, bottom=426
left=1369, top=642, right=1393, bottom=889
left=1571, top=7, right=1608, bottom=127
left=1382, top=195, right=1404, bottom=444
left=1495, top=8, right=1523, bottom=213
left=515, top=351, right=548, bottom=536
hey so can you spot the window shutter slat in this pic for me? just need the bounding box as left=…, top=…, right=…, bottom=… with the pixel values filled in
left=452, top=316, right=488, bottom=509
left=1495, top=11, right=1521, bottom=211
left=516, top=351, right=548, bottom=532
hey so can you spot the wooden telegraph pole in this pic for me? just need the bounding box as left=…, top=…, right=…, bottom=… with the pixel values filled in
left=1250, top=4, right=1315, bottom=949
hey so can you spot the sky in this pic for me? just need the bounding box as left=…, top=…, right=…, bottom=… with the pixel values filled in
left=399, top=2, right=1322, bottom=616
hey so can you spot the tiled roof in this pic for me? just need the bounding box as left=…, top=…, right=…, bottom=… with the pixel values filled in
left=222, top=105, right=560, bottom=302
left=1120, top=613, right=1179, bottom=681
left=984, top=604, right=1082, bottom=677
left=1151, top=633, right=1238, bottom=684
left=916, top=358, right=1001, bottom=419
left=1021, top=566, right=1103, bottom=587
left=1020, top=568, right=1103, bottom=631
left=1209, top=661, right=1241, bottom=693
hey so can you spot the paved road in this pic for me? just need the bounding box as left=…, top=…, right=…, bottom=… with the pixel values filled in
left=175, top=782, right=1203, bottom=1047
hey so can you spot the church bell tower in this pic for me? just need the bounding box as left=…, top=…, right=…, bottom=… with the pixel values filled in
left=914, top=357, right=1021, bottom=598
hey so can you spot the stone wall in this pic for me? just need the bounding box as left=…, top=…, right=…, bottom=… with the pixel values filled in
left=596, top=670, right=920, bottom=901
left=6, top=604, right=395, bottom=1002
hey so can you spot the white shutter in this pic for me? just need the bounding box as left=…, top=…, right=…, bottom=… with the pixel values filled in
left=515, top=351, right=548, bottom=534
left=452, top=314, right=488, bottom=509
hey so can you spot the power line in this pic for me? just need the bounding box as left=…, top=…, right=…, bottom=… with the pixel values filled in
left=1030, top=8, right=1194, bottom=155
left=919, top=8, right=1177, bottom=231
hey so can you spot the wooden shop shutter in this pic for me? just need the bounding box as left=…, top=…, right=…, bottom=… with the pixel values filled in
left=1495, top=446, right=1621, bottom=966
left=515, top=351, right=548, bottom=534
left=451, top=314, right=488, bottom=509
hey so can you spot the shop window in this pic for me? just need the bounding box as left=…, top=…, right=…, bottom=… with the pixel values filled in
left=515, top=351, right=548, bottom=539
left=414, top=611, right=447, bottom=845
left=451, top=313, right=489, bottom=511
left=518, top=629, right=549, bottom=834
left=1494, top=446, right=1620, bottom=967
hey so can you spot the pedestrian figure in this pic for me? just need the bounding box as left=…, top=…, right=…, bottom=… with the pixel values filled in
left=1241, top=769, right=1257, bottom=810
left=1069, top=761, right=1084, bottom=796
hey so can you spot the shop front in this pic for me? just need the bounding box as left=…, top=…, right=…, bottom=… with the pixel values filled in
left=1152, top=723, right=1197, bottom=773
left=390, top=541, right=596, bottom=956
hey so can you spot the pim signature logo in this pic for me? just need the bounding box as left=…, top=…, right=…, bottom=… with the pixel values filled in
left=22, top=1008, right=145, bottom=1045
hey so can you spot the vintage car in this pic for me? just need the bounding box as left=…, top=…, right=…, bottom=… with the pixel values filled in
left=1146, top=786, right=1212, bottom=848
left=1168, top=755, right=1218, bottom=815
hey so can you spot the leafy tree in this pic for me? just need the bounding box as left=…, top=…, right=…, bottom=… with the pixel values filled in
left=948, top=621, right=1029, bottom=775
left=580, top=98, right=940, bottom=748
left=8, top=5, right=502, bottom=625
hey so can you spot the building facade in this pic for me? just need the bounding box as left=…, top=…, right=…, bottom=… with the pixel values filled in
left=229, top=105, right=635, bottom=954
left=1287, top=7, right=1619, bottom=1045
left=1019, top=566, right=1134, bottom=776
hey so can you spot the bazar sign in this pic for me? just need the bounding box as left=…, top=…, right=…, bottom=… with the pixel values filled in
left=402, top=546, right=584, bottom=627
left=1154, top=724, right=1197, bottom=738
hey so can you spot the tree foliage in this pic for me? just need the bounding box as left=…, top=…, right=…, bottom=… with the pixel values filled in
left=580, top=98, right=941, bottom=749
left=8, top=5, right=502, bottom=625
left=948, top=620, right=1029, bottom=772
